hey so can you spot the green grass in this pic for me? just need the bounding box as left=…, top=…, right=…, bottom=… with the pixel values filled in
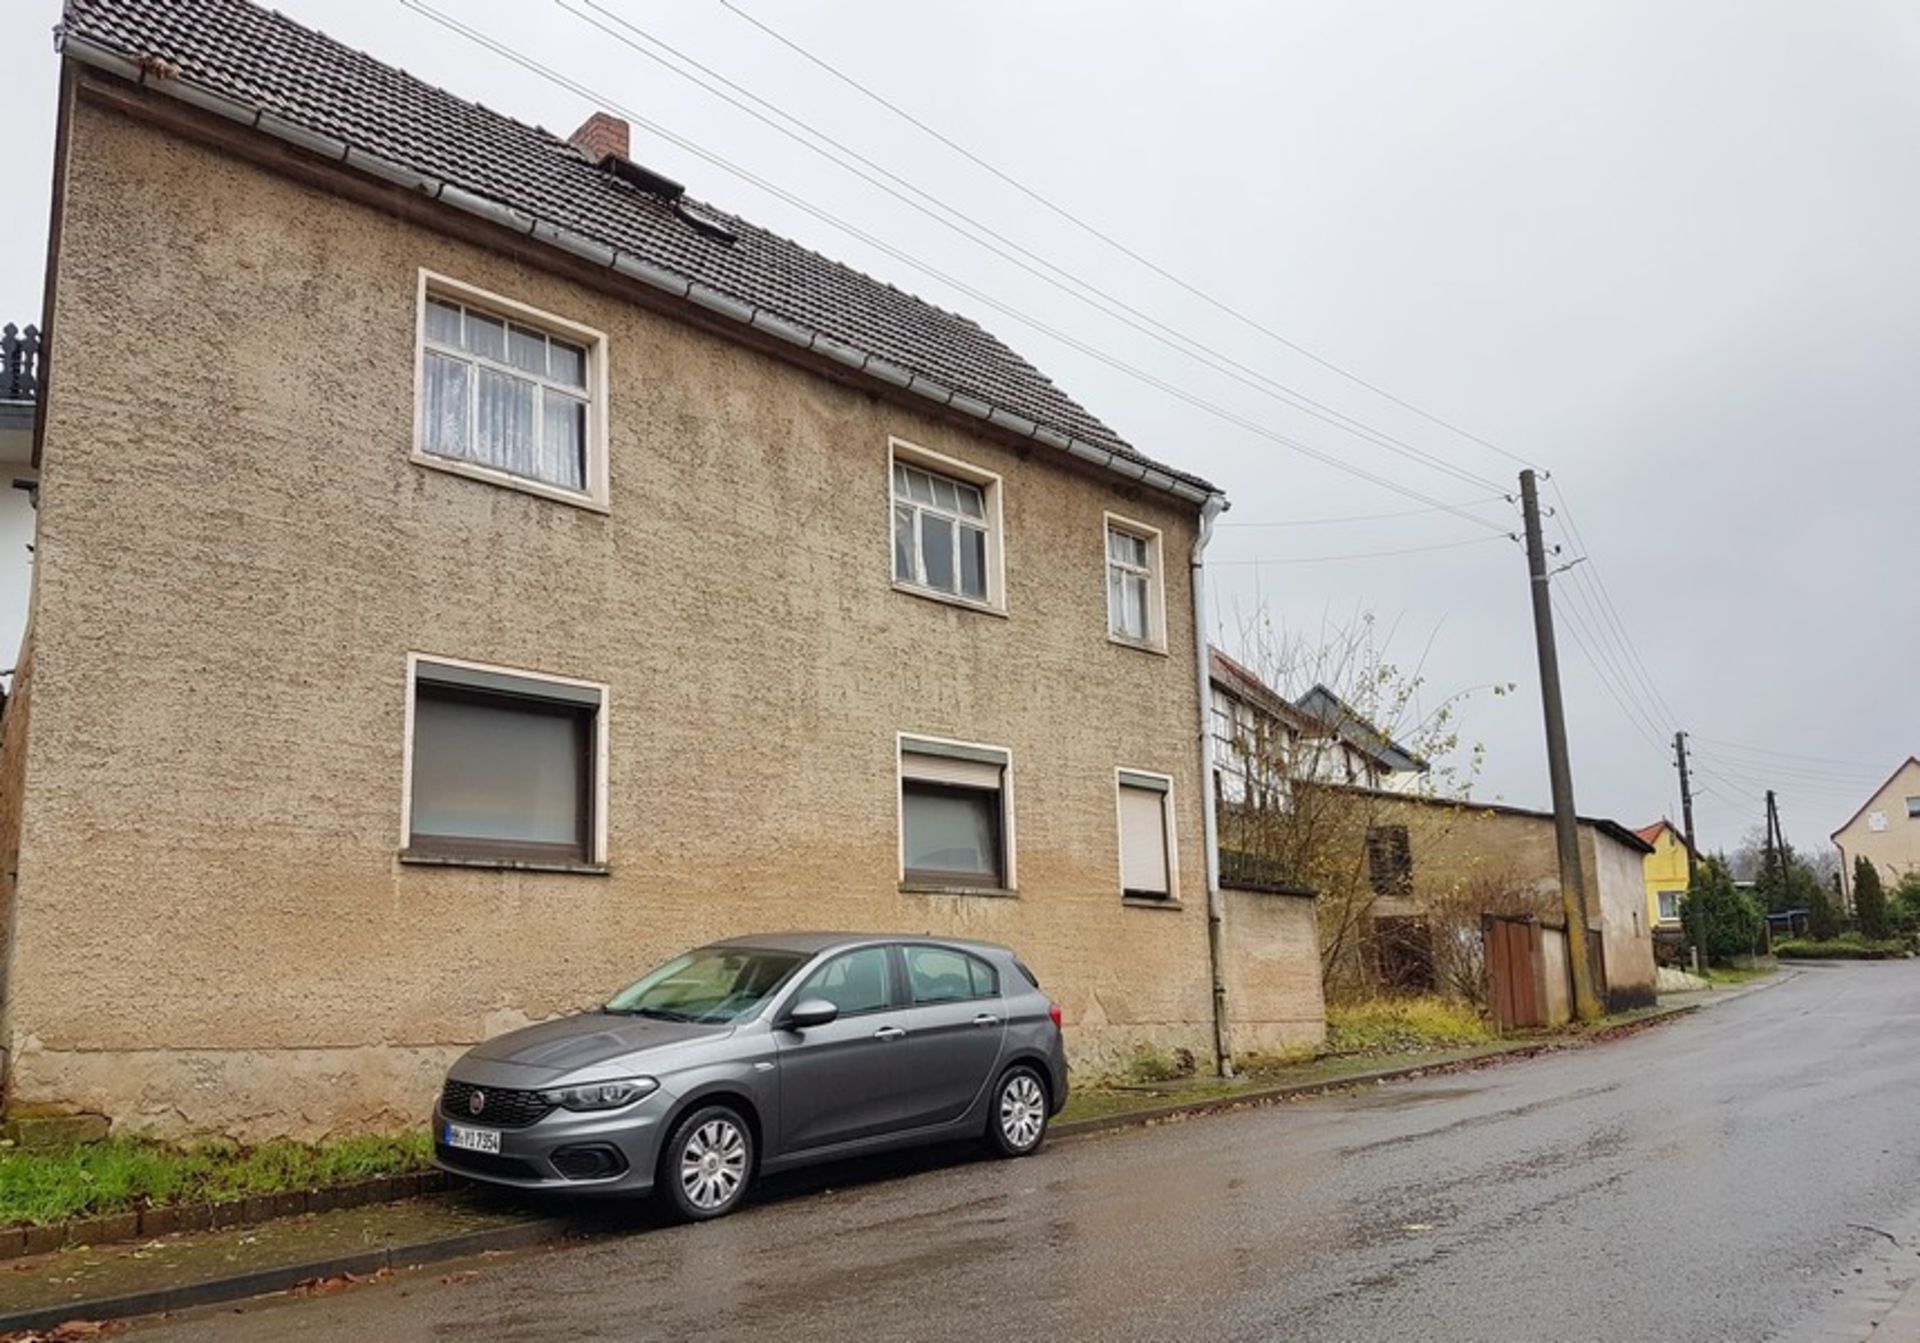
left=1705, top=965, right=1774, bottom=985
left=1323, top=995, right=1495, bottom=1056
left=1774, top=934, right=1913, bottom=960
left=0, top=1133, right=433, bottom=1228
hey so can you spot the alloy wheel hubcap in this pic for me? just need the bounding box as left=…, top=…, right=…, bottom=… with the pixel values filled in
left=680, top=1119, right=747, bottom=1209
left=1000, top=1074, right=1045, bottom=1149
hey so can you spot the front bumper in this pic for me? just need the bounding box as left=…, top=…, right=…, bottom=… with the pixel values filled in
left=432, top=1087, right=671, bottom=1196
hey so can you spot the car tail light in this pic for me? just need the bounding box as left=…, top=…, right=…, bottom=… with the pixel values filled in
left=1048, top=1001, right=1062, bottom=1029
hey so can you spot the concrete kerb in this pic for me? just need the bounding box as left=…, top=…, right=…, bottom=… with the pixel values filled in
left=0, top=1215, right=578, bottom=1337
left=0, top=986, right=1769, bottom=1335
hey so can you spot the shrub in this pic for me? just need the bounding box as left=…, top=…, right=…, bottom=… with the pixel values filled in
left=1852, top=857, right=1891, bottom=940
left=1682, top=857, right=1765, bottom=964
left=1122, top=1045, right=1197, bottom=1084
left=1773, top=933, right=1913, bottom=960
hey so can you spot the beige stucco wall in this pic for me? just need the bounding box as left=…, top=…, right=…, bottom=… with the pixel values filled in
left=1221, top=890, right=1327, bottom=1057
left=1582, top=827, right=1658, bottom=1008
left=0, top=96, right=1315, bottom=1138
left=1835, top=760, right=1920, bottom=899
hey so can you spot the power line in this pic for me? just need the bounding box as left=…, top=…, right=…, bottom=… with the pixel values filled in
left=1555, top=596, right=1670, bottom=754
left=558, top=0, right=1508, bottom=496
left=1688, top=735, right=1890, bottom=773
left=1218, top=496, right=1514, bottom=527
left=397, top=0, right=1516, bottom=530
left=1208, top=534, right=1516, bottom=566
left=1550, top=480, right=1682, bottom=730
left=716, top=0, right=1542, bottom=476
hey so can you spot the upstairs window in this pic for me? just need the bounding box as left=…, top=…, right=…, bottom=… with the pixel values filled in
left=416, top=273, right=606, bottom=507
left=890, top=442, right=1001, bottom=609
left=1366, top=824, right=1413, bottom=898
left=1908, top=796, right=1920, bottom=819
left=1105, top=516, right=1165, bottom=651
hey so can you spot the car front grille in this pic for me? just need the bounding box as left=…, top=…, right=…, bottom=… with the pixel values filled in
left=441, top=1079, right=555, bottom=1129
left=435, top=1146, right=546, bottom=1182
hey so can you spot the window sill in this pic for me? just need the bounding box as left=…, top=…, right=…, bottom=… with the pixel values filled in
left=1107, top=633, right=1169, bottom=657
left=411, top=451, right=610, bottom=514
left=1122, top=896, right=1184, bottom=911
left=400, top=850, right=609, bottom=876
left=891, top=581, right=1008, bottom=620
left=900, top=881, right=1018, bottom=899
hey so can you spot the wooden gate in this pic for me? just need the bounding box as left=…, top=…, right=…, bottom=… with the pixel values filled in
left=1483, top=915, right=1545, bottom=1030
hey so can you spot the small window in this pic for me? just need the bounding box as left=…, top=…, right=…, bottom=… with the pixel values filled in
left=890, top=445, right=1000, bottom=607
left=1117, top=770, right=1173, bottom=899
left=1366, top=825, right=1413, bottom=898
left=904, top=945, right=998, bottom=1003
left=1105, top=519, right=1163, bottom=648
left=1907, top=796, right=1920, bottom=819
left=406, top=659, right=605, bottom=865
left=795, top=947, right=893, bottom=1016
left=900, top=738, right=1011, bottom=889
left=416, top=275, right=605, bottom=505
left=1657, top=891, right=1682, bottom=922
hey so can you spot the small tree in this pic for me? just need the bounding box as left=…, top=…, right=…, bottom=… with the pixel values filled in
left=1854, top=857, right=1891, bottom=940
left=1681, top=856, right=1764, bottom=964
left=1892, top=872, right=1920, bottom=934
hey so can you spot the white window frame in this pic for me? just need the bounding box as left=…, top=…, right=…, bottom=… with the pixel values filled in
left=888, top=439, right=1006, bottom=614
left=401, top=653, right=611, bottom=867
left=1104, top=513, right=1167, bottom=653
left=1657, top=890, right=1683, bottom=923
left=412, top=269, right=611, bottom=512
left=896, top=732, right=1016, bottom=893
left=1115, top=767, right=1180, bottom=904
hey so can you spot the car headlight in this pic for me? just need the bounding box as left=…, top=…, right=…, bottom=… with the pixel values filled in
left=540, top=1077, right=658, bottom=1111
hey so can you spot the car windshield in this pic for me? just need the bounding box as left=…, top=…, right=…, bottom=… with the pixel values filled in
left=604, top=948, right=808, bottom=1025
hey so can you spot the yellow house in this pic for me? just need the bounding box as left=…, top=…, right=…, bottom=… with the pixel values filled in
left=1636, top=821, right=1693, bottom=927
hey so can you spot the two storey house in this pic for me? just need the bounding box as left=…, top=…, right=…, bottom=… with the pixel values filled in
left=0, top=0, right=1324, bottom=1138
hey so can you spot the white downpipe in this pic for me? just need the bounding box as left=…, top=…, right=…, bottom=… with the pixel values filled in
left=1191, top=492, right=1232, bottom=1077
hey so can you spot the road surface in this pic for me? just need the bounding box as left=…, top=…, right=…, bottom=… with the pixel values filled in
left=130, top=964, right=1920, bottom=1341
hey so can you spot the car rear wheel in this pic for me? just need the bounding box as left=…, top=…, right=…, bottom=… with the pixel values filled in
left=661, top=1104, right=753, bottom=1221
left=985, top=1064, right=1049, bottom=1158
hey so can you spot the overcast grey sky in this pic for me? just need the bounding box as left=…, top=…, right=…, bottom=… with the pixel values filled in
left=4, top=0, right=1915, bottom=854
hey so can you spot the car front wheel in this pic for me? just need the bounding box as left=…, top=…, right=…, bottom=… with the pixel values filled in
left=985, top=1064, right=1049, bottom=1157
left=661, top=1104, right=754, bottom=1221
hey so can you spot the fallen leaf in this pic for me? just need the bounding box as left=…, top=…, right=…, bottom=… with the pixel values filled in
left=438, top=1271, right=480, bottom=1286
left=1401, top=1223, right=1433, bottom=1233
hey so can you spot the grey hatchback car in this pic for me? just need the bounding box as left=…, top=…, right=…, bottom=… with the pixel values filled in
left=432, top=933, right=1068, bottom=1220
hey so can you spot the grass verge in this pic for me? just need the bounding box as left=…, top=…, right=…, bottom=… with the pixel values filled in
left=0, top=1133, right=432, bottom=1228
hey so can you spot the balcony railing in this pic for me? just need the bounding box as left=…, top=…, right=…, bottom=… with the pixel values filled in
left=3, top=324, right=41, bottom=403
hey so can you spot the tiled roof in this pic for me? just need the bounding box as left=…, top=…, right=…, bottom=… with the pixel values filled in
left=59, top=0, right=1215, bottom=496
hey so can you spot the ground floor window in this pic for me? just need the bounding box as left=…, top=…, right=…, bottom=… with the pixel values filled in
left=899, top=737, right=1011, bottom=889
left=1657, top=890, right=1683, bottom=922
left=1117, top=769, right=1174, bottom=899
left=406, top=657, right=606, bottom=865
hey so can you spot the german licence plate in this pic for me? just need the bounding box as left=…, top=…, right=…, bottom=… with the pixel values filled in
left=442, top=1122, right=501, bottom=1155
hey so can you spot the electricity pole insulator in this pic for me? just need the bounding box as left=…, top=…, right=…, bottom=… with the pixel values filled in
left=1520, top=469, right=1601, bottom=1021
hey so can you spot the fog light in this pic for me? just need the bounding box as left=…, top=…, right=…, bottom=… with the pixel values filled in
left=551, top=1144, right=627, bottom=1181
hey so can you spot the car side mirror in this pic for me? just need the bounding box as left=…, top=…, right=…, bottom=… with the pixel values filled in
left=784, top=998, right=839, bottom=1030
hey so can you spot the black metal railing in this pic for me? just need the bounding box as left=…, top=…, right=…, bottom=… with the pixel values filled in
left=3, top=324, right=41, bottom=402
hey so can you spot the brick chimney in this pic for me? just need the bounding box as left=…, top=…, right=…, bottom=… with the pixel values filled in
left=568, top=111, right=629, bottom=163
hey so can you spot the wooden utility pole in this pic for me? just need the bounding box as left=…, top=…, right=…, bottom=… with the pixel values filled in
left=1519, top=469, right=1600, bottom=1021
left=1674, top=730, right=1699, bottom=883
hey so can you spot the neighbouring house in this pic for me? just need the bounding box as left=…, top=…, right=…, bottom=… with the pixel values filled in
left=1832, top=757, right=1920, bottom=903
left=0, top=0, right=1324, bottom=1139
left=0, top=323, right=36, bottom=685
left=1357, top=794, right=1659, bottom=1010
left=1635, top=819, right=1693, bottom=930
left=1292, top=683, right=1428, bottom=791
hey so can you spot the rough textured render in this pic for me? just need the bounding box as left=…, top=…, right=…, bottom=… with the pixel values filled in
left=1832, top=758, right=1920, bottom=901
left=0, top=91, right=1307, bottom=1140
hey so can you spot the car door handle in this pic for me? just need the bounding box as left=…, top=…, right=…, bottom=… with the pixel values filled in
left=873, top=1025, right=907, bottom=1042
left=972, top=1014, right=1001, bottom=1028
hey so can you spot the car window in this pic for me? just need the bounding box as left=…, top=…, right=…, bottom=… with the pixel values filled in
left=905, top=945, right=997, bottom=1004
left=795, top=947, right=893, bottom=1015
left=604, top=948, right=806, bottom=1024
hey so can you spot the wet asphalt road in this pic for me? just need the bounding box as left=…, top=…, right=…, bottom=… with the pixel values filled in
left=132, top=964, right=1920, bottom=1342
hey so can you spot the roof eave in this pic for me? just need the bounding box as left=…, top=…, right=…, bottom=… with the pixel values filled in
left=57, top=31, right=1217, bottom=509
